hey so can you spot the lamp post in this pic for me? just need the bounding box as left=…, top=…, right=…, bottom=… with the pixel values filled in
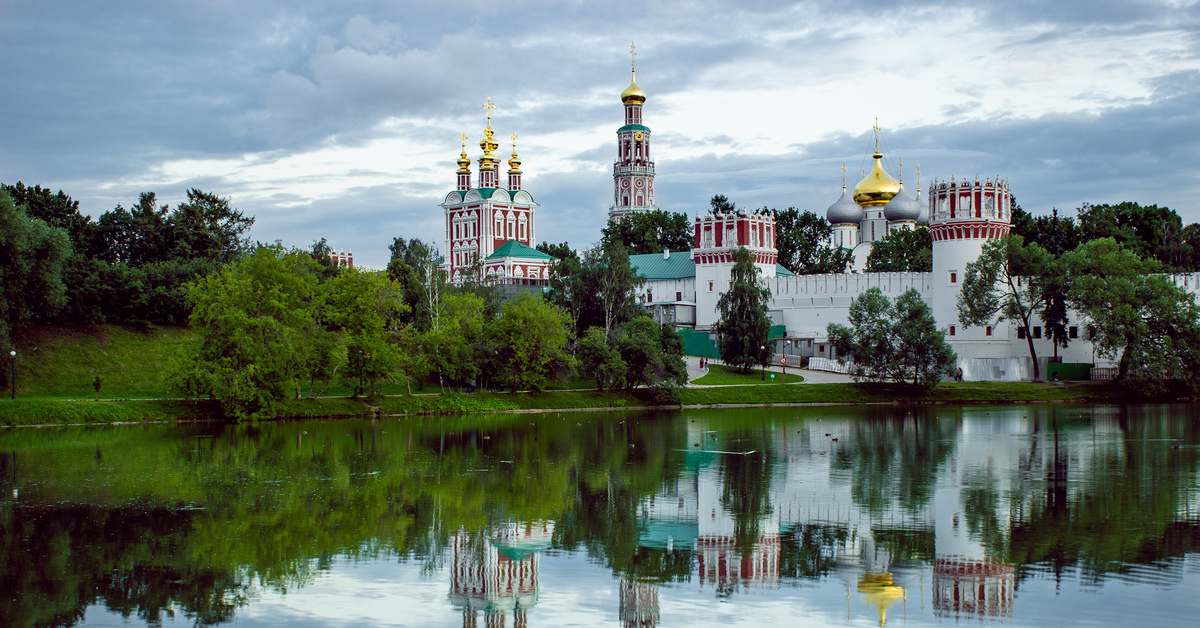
left=9, top=350, right=15, bottom=400
left=761, top=345, right=766, bottom=381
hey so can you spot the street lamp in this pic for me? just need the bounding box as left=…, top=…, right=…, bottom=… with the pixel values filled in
left=761, top=345, right=766, bottom=381
left=9, top=350, right=15, bottom=400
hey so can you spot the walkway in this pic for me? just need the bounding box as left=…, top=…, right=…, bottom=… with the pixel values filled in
left=685, top=356, right=855, bottom=385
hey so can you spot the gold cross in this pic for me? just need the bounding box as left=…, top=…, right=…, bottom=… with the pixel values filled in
left=873, top=117, right=881, bottom=151
left=483, top=98, right=495, bottom=123
left=630, top=42, right=637, bottom=71
left=915, top=165, right=921, bottom=192
left=511, top=133, right=518, bottom=153
left=841, top=161, right=847, bottom=189
left=898, top=157, right=903, bottom=182
left=459, top=133, right=468, bottom=149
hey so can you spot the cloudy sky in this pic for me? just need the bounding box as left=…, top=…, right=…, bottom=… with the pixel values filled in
left=2, top=0, right=1198, bottom=268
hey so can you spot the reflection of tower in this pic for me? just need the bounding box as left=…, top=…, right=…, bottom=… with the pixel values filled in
left=932, top=557, right=1015, bottom=619
left=857, top=572, right=906, bottom=627
left=449, top=521, right=553, bottom=627
left=619, top=578, right=660, bottom=628
left=695, top=534, right=781, bottom=591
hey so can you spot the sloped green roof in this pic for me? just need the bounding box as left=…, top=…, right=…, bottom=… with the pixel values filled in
left=630, top=251, right=696, bottom=280
left=775, top=263, right=795, bottom=276
left=618, top=124, right=650, bottom=132
left=486, top=239, right=554, bottom=260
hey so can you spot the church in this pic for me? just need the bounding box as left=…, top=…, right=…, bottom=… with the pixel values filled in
left=440, top=54, right=1200, bottom=381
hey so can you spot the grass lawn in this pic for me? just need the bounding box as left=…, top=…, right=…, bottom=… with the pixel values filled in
left=691, top=364, right=803, bottom=385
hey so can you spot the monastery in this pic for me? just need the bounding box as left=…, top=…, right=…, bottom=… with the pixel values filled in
left=440, top=53, right=1200, bottom=381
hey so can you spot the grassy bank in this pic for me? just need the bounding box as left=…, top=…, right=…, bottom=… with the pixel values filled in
left=692, top=364, right=803, bottom=385
left=1, top=379, right=1184, bottom=427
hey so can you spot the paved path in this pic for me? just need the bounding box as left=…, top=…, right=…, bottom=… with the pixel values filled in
left=685, top=357, right=856, bottom=385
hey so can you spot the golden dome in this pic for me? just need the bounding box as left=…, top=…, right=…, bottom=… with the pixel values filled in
left=621, top=71, right=646, bottom=104
left=852, top=152, right=900, bottom=206
left=858, top=572, right=905, bottom=627
left=456, top=133, right=471, bottom=173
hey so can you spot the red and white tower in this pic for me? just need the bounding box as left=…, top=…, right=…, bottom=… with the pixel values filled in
left=609, top=43, right=658, bottom=222
left=441, top=99, right=552, bottom=286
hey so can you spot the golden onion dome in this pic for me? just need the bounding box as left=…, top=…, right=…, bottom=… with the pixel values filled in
left=456, top=148, right=471, bottom=173
left=621, top=71, right=646, bottom=104
left=852, top=152, right=900, bottom=206
left=508, top=152, right=522, bottom=173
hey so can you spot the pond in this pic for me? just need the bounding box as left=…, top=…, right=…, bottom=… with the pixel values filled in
left=1, top=403, right=1198, bottom=627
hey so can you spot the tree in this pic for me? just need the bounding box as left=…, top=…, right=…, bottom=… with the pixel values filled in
left=865, top=227, right=932, bottom=272
left=715, top=246, right=772, bottom=372
left=321, top=268, right=407, bottom=397
left=601, top=210, right=692, bottom=255
left=577, top=326, right=627, bottom=391
left=0, top=190, right=71, bottom=351
left=1064, top=238, right=1200, bottom=388
left=424, top=293, right=486, bottom=392
left=710, top=194, right=735, bottom=214
left=774, top=208, right=854, bottom=274
left=2, top=182, right=92, bottom=251
left=1077, top=202, right=1197, bottom=271
left=957, top=235, right=1057, bottom=381
left=827, top=287, right=956, bottom=387
left=487, top=293, right=575, bottom=393
left=169, top=245, right=322, bottom=419
left=168, top=189, right=254, bottom=263
left=536, top=241, right=577, bottom=262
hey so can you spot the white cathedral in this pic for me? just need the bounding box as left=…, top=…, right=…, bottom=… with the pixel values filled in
left=442, top=58, right=1200, bottom=382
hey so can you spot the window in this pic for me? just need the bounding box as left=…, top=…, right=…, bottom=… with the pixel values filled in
left=985, top=326, right=992, bottom=336
left=1017, top=327, right=1026, bottom=339
left=949, top=325, right=956, bottom=336
left=708, top=281, right=714, bottom=292
left=949, top=272, right=957, bottom=284
left=676, top=291, right=682, bottom=301
left=646, top=291, right=652, bottom=303
left=818, top=344, right=825, bottom=354
left=1033, top=326, right=1042, bottom=339
left=729, top=281, right=733, bottom=290
left=1069, top=326, right=1079, bottom=339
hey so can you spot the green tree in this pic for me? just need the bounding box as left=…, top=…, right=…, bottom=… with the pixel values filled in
left=170, top=245, right=322, bottom=419
left=424, top=292, right=486, bottom=392
left=709, top=194, right=735, bottom=214
left=487, top=293, right=575, bottom=393
left=0, top=190, right=71, bottom=352
left=715, top=246, right=772, bottom=372
left=957, top=235, right=1058, bottom=381
left=1064, top=238, right=1200, bottom=387
left=577, top=326, right=627, bottom=391
left=536, top=241, right=578, bottom=262
left=2, top=182, right=92, bottom=251
left=168, top=189, right=254, bottom=263
left=600, top=210, right=692, bottom=255
left=1077, top=202, right=1197, bottom=271
left=865, top=227, right=932, bottom=272
left=775, top=208, right=855, bottom=274
left=321, top=268, right=407, bottom=397
left=827, top=287, right=956, bottom=387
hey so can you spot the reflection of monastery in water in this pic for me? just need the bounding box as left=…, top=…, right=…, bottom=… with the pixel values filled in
left=449, top=521, right=553, bottom=627
left=444, top=406, right=1183, bottom=626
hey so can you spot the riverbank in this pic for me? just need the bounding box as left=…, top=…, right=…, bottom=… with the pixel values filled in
left=0, top=379, right=1186, bottom=427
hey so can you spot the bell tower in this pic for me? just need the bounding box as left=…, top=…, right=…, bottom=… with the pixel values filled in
left=608, top=43, right=659, bottom=222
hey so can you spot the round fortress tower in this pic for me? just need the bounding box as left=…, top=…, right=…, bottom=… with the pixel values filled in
left=928, top=176, right=1013, bottom=359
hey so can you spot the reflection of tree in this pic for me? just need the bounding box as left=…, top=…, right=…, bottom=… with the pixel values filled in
left=991, top=409, right=1200, bottom=584
left=720, top=430, right=774, bottom=553
left=777, top=524, right=848, bottom=579
left=833, top=411, right=955, bottom=516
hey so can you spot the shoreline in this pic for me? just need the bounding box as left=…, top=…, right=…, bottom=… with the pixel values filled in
left=1, top=379, right=1191, bottom=427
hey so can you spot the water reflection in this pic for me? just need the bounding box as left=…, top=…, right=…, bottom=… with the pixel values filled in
left=0, top=403, right=1197, bottom=627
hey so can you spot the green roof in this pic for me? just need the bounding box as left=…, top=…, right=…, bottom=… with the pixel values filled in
left=630, top=251, right=696, bottom=280
left=775, top=263, right=795, bottom=276
left=618, top=124, right=650, bottom=132
left=486, top=240, right=554, bottom=261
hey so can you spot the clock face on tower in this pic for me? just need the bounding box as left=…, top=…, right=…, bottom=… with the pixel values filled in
left=634, top=132, right=644, bottom=141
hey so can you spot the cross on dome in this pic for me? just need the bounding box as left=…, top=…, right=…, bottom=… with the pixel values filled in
left=630, top=42, right=636, bottom=71
left=483, top=97, right=495, bottom=123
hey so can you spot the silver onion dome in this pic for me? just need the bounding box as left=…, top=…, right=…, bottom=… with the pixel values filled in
left=883, top=185, right=922, bottom=223
left=826, top=191, right=862, bottom=225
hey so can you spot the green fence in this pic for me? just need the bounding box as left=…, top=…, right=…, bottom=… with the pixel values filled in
left=1047, top=362, right=1093, bottom=381
left=679, top=330, right=718, bottom=358
left=677, top=325, right=788, bottom=358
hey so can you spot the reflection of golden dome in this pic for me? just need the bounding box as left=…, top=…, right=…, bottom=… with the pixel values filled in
left=858, top=572, right=905, bottom=627
left=621, top=71, right=646, bottom=103
left=852, top=152, right=900, bottom=206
